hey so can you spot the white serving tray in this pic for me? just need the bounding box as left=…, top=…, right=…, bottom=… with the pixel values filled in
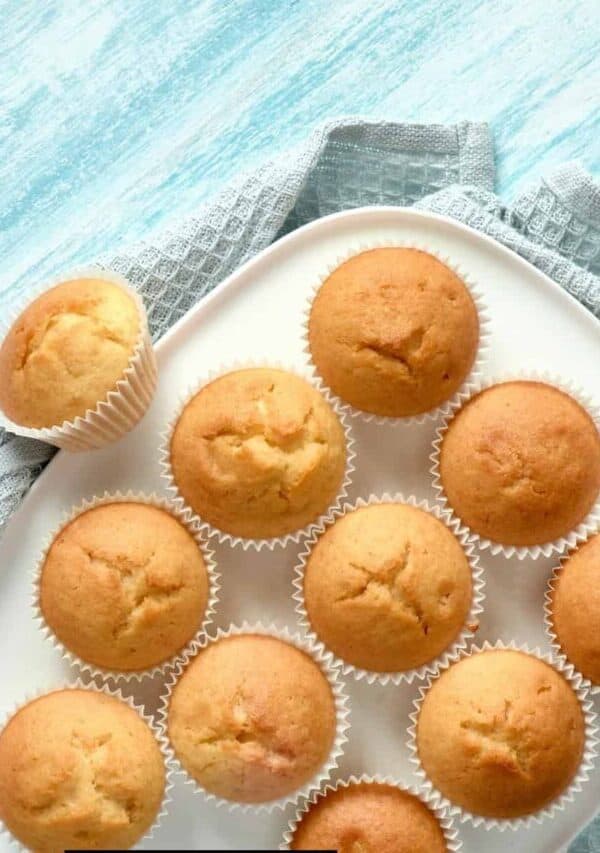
left=1, top=207, right=599, bottom=853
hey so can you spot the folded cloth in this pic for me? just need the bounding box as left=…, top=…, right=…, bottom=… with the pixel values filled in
left=3, top=119, right=600, bottom=519
left=1, top=118, right=598, bottom=850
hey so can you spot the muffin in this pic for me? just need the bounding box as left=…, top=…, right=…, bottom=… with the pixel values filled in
left=416, top=649, right=586, bottom=818
left=308, top=248, right=479, bottom=417
left=551, top=533, right=600, bottom=684
left=439, top=381, right=600, bottom=546
left=0, top=277, right=140, bottom=428
left=302, top=503, right=473, bottom=672
left=168, top=368, right=347, bottom=539
left=39, top=501, right=210, bottom=672
left=0, top=689, right=165, bottom=851
left=290, top=781, right=447, bottom=852
left=167, top=633, right=337, bottom=803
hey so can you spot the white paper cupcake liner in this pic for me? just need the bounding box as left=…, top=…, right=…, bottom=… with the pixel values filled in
left=407, top=639, right=598, bottom=831
left=158, top=361, right=357, bottom=550
left=32, top=491, right=220, bottom=683
left=430, top=371, right=600, bottom=560
left=544, top=534, right=600, bottom=696
left=301, top=240, right=491, bottom=426
left=293, top=492, right=485, bottom=686
left=279, top=773, right=462, bottom=851
left=0, top=679, right=175, bottom=852
left=156, top=621, right=351, bottom=814
left=0, top=266, right=157, bottom=451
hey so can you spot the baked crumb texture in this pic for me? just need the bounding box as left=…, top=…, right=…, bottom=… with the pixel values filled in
left=167, top=634, right=337, bottom=803
left=290, top=782, right=447, bottom=852
left=303, top=503, right=472, bottom=672
left=308, top=248, right=479, bottom=417
left=0, top=278, right=140, bottom=428
left=0, top=690, right=165, bottom=851
left=552, top=533, right=600, bottom=684
left=440, top=381, right=600, bottom=546
left=40, top=502, right=209, bottom=671
left=169, top=368, right=347, bottom=539
left=417, top=649, right=585, bottom=818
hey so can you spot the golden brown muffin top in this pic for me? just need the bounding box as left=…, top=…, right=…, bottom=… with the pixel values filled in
left=0, top=278, right=140, bottom=428
left=40, top=502, right=210, bottom=671
left=0, top=689, right=165, bottom=852
left=290, top=782, right=447, bottom=852
left=552, top=533, right=600, bottom=684
left=308, top=248, right=479, bottom=417
left=440, top=381, right=600, bottom=546
left=417, top=649, right=585, bottom=819
left=168, top=634, right=336, bottom=803
left=303, top=503, right=472, bottom=672
left=169, top=368, right=347, bottom=539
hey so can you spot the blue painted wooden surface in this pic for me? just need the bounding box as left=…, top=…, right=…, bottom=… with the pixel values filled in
left=1, top=0, right=599, bottom=302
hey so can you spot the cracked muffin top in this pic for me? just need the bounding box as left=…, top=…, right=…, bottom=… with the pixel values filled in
left=303, top=503, right=472, bottom=673
left=551, top=533, right=600, bottom=684
left=307, top=248, right=479, bottom=417
left=169, top=368, right=347, bottom=539
left=39, top=501, right=210, bottom=672
left=167, top=633, right=337, bottom=803
left=440, top=381, right=600, bottom=546
left=0, top=689, right=165, bottom=851
left=0, top=278, right=140, bottom=428
left=290, top=781, right=447, bottom=852
left=417, top=649, right=585, bottom=818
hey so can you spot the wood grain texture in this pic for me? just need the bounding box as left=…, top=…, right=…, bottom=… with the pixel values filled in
left=1, top=0, right=598, bottom=299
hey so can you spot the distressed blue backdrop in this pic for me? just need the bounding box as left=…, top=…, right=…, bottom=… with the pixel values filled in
left=1, top=0, right=598, bottom=302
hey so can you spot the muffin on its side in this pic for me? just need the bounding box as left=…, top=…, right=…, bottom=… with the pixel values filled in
left=440, top=381, right=600, bottom=546
left=303, top=503, right=473, bottom=672
left=169, top=368, right=347, bottom=539
left=416, top=649, right=585, bottom=818
left=290, top=781, right=447, bottom=852
left=0, top=278, right=140, bottom=428
left=167, top=633, right=337, bottom=803
left=40, top=501, right=210, bottom=672
left=0, top=689, right=165, bottom=851
left=551, top=533, right=600, bottom=684
left=308, top=248, right=479, bottom=417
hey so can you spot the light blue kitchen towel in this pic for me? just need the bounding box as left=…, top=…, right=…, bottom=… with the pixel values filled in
left=0, top=119, right=599, bottom=851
